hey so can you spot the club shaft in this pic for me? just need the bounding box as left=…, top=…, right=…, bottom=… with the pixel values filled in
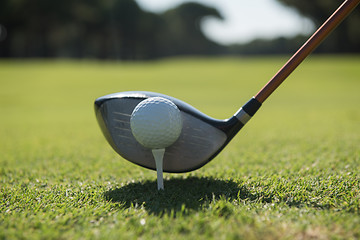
left=255, top=0, right=360, bottom=104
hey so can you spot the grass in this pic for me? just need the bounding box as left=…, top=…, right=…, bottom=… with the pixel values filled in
left=0, top=55, right=359, bottom=239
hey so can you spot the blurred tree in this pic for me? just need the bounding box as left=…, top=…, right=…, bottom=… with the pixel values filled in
left=229, top=35, right=309, bottom=55
left=161, top=2, right=225, bottom=56
left=106, top=0, right=167, bottom=60
left=66, top=0, right=105, bottom=58
left=276, top=0, right=360, bottom=52
left=1, top=0, right=358, bottom=59
left=0, top=0, right=225, bottom=59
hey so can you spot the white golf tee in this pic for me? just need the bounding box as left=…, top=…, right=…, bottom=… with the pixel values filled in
left=152, top=148, right=165, bottom=190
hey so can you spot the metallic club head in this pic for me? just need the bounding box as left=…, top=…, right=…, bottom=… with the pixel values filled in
left=94, top=91, right=261, bottom=173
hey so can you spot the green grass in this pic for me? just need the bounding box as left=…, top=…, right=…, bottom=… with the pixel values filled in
left=0, top=56, right=359, bottom=239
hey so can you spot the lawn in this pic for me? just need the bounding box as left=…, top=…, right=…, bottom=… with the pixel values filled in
left=0, top=56, right=359, bottom=239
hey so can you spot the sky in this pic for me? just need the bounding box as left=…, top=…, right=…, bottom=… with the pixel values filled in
left=136, top=0, right=315, bottom=45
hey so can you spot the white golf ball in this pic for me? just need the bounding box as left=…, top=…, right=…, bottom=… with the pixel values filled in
left=130, top=97, right=182, bottom=149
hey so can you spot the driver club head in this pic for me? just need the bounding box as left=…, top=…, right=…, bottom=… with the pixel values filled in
left=94, top=91, right=261, bottom=173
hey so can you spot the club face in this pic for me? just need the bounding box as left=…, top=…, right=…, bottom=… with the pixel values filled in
left=94, top=91, right=241, bottom=173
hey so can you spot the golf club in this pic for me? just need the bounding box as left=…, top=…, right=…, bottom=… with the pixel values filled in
left=94, top=0, right=360, bottom=173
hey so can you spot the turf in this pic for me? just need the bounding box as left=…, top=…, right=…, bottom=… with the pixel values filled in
left=0, top=56, right=359, bottom=239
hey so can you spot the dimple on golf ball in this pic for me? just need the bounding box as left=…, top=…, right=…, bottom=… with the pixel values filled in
left=130, top=97, right=183, bottom=149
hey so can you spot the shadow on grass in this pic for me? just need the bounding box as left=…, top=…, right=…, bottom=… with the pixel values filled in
left=104, top=176, right=347, bottom=216
left=104, top=176, right=254, bottom=216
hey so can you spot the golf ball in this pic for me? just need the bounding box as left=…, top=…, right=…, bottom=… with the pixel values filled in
left=130, top=97, right=182, bottom=149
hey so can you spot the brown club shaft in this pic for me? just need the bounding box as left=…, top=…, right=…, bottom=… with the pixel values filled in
left=255, top=0, right=360, bottom=104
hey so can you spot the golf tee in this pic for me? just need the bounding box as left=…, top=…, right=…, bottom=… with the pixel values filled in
left=152, top=148, right=165, bottom=190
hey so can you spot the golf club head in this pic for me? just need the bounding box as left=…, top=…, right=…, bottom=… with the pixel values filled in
left=94, top=91, right=261, bottom=173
